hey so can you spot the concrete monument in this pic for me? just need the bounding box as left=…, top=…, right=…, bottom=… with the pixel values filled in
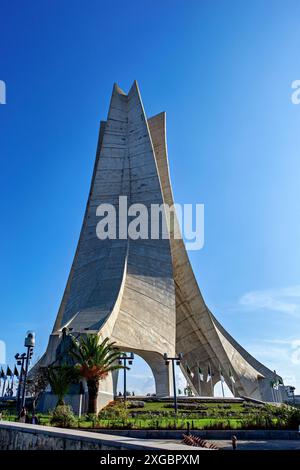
left=38, top=81, right=283, bottom=409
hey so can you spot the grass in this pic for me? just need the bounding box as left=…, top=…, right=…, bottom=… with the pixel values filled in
left=90, top=399, right=286, bottom=430
left=81, top=417, right=245, bottom=430
left=0, top=415, right=275, bottom=431
left=2, top=399, right=299, bottom=431
left=125, top=401, right=245, bottom=413
left=1, top=412, right=50, bottom=426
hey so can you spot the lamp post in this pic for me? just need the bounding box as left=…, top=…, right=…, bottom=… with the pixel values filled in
left=15, top=352, right=26, bottom=412
left=163, top=352, right=183, bottom=414
left=15, top=331, right=35, bottom=413
left=117, top=352, right=134, bottom=402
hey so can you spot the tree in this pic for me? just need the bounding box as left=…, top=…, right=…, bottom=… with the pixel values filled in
left=70, top=335, right=124, bottom=414
left=26, top=367, right=48, bottom=412
left=46, top=365, right=78, bottom=407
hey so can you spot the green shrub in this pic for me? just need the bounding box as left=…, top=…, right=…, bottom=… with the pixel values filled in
left=127, top=401, right=145, bottom=408
left=286, top=407, right=300, bottom=429
left=50, top=405, right=76, bottom=428
left=203, top=420, right=233, bottom=430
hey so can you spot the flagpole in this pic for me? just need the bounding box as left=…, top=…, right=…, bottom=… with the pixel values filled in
left=197, top=362, right=202, bottom=397
left=219, top=365, right=225, bottom=398
left=271, top=383, right=275, bottom=402
left=0, top=369, right=4, bottom=398
left=13, top=365, right=19, bottom=399
left=272, top=371, right=278, bottom=403
left=1, top=376, right=7, bottom=398
left=229, top=368, right=236, bottom=397
left=16, top=364, right=24, bottom=413
left=11, top=375, right=14, bottom=397
left=209, top=361, right=214, bottom=396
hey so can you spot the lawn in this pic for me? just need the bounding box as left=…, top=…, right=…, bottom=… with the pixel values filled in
left=85, top=417, right=244, bottom=430
left=2, top=398, right=299, bottom=431
left=86, top=398, right=292, bottom=430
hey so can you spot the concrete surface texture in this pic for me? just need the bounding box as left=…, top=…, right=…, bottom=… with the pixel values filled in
left=213, top=439, right=300, bottom=451
left=150, top=438, right=300, bottom=451
left=0, top=421, right=200, bottom=451
left=90, top=428, right=300, bottom=441
left=38, top=81, right=283, bottom=410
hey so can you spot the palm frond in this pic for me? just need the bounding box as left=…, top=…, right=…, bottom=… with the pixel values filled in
left=70, top=334, right=124, bottom=381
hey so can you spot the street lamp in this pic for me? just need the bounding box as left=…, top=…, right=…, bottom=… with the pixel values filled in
left=15, top=331, right=35, bottom=413
left=15, top=352, right=26, bottom=412
left=163, top=352, right=183, bottom=413
left=117, top=352, right=134, bottom=402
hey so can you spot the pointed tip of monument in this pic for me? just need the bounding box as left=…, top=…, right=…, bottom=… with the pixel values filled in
left=113, top=82, right=126, bottom=96
left=111, top=81, right=140, bottom=97
left=128, top=80, right=140, bottom=97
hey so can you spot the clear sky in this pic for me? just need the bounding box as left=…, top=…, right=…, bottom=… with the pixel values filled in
left=0, top=0, right=300, bottom=395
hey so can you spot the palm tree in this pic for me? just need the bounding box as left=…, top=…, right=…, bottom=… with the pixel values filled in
left=47, top=365, right=78, bottom=407
left=70, top=335, right=124, bottom=414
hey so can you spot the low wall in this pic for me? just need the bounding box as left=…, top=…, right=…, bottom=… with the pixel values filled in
left=0, top=421, right=190, bottom=451
left=37, top=390, right=114, bottom=414
left=37, top=392, right=90, bottom=415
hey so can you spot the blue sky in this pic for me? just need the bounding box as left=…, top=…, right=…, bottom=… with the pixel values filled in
left=0, top=0, right=300, bottom=394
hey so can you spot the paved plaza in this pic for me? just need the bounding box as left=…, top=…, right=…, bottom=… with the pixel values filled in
left=154, top=438, right=300, bottom=451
